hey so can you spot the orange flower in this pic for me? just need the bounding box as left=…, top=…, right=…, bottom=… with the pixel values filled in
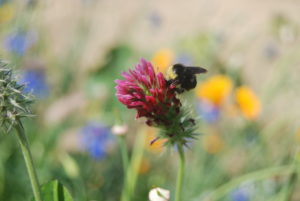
left=235, top=86, right=261, bottom=120
left=196, top=75, right=232, bottom=106
left=152, top=49, right=174, bottom=73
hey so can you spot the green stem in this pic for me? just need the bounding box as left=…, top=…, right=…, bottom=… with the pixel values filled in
left=118, top=136, right=129, bottom=176
left=198, top=165, right=294, bottom=201
left=175, top=144, right=185, bottom=201
left=15, top=124, right=43, bottom=201
left=121, top=130, right=145, bottom=201
left=280, top=155, right=299, bottom=201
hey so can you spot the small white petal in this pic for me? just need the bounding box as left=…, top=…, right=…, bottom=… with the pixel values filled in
left=111, top=124, right=128, bottom=136
left=149, top=187, right=170, bottom=201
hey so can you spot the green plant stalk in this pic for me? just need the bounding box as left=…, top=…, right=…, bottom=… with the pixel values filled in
left=15, top=124, right=43, bottom=201
left=121, top=130, right=145, bottom=201
left=118, top=136, right=129, bottom=176
left=280, top=154, right=300, bottom=201
left=175, top=144, right=185, bottom=201
left=198, top=164, right=294, bottom=201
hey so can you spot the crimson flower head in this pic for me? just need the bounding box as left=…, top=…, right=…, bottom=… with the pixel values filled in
left=115, top=58, right=198, bottom=146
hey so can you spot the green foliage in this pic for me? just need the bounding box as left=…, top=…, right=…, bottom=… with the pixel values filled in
left=35, top=180, right=74, bottom=201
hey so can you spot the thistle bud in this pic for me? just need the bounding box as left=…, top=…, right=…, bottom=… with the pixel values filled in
left=0, top=60, right=33, bottom=133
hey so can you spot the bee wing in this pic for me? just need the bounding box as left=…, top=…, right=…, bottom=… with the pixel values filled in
left=185, top=66, right=207, bottom=74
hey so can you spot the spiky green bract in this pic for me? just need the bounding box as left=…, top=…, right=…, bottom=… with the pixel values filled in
left=158, top=107, right=198, bottom=147
left=0, top=60, right=33, bottom=133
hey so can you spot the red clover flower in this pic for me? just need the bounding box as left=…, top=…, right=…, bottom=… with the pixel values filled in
left=115, top=58, right=198, bottom=147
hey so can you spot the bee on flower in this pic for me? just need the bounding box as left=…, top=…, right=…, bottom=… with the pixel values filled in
left=115, top=58, right=200, bottom=147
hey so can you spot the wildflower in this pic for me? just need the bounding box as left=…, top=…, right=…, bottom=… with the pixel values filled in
left=0, top=61, right=33, bottom=133
left=235, top=86, right=261, bottom=120
left=0, top=60, right=42, bottom=201
left=230, top=183, right=254, bottom=201
left=230, top=188, right=250, bottom=201
left=19, top=68, right=49, bottom=98
left=111, top=124, right=128, bottom=136
left=115, top=58, right=197, bottom=146
left=4, top=30, right=37, bottom=56
left=116, top=58, right=180, bottom=125
left=149, top=187, right=170, bottom=201
left=80, top=122, right=113, bottom=160
left=196, top=75, right=232, bottom=106
left=152, top=49, right=174, bottom=73
left=0, top=3, right=15, bottom=24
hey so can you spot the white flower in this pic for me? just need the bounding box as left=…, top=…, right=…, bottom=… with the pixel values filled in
left=111, top=124, right=128, bottom=136
left=149, top=187, right=170, bottom=201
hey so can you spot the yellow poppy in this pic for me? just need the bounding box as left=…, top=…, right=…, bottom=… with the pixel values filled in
left=0, top=3, right=15, bottom=24
left=152, top=49, right=174, bottom=73
left=196, top=75, right=232, bottom=106
left=235, top=86, right=261, bottom=120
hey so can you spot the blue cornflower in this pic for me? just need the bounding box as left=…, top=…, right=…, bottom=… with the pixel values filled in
left=19, top=69, right=49, bottom=98
left=230, top=185, right=252, bottom=201
left=4, top=31, right=37, bottom=56
left=80, top=122, right=113, bottom=160
left=197, top=100, right=220, bottom=123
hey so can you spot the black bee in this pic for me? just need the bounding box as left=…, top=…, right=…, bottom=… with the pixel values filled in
left=166, top=63, right=207, bottom=93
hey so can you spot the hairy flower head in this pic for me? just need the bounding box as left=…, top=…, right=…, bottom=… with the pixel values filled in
left=116, top=58, right=180, bottom=126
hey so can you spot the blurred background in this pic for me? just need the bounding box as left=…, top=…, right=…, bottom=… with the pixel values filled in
left=0, top=0, right=300, bottom=200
